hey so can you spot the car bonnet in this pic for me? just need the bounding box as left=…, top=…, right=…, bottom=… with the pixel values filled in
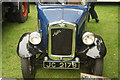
left=38, top=6, right=87, bottom=25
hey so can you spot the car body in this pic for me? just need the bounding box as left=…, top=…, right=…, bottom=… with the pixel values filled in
left=17, top=1, right=106, bottom=79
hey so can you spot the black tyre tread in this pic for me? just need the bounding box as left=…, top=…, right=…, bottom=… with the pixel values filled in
left=5, top=3, right=16, bottom=22
left=21, top=58, right=31, bottom=78
left=89, top=58, right=104, bottom=76
left=6, top=13, right=15, bottom=22
left=21, top=57, right=35, bottom=80
left=93, top=58, right=104, bottom=76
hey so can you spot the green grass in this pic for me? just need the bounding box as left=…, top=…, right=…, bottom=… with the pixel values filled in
left=0, top=23, right=2, bottom=77
left=87, top=4, right=118, bottom=78
left=2, top=4, right=118, bottom=78
left=118, top=5, right=120, bottom=79
left=2, top=5, right=37, bottom=78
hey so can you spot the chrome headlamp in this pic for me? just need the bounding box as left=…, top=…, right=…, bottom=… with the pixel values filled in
left=29, top=32, right=41, bottom=45
left=82, top=32, right=95, bottom=45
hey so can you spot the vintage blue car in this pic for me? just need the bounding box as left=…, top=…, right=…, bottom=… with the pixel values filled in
left=17, top=1, right=106, bottom=79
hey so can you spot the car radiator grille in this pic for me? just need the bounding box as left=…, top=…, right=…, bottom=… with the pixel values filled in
left=51, top=29, right=73, bottom=55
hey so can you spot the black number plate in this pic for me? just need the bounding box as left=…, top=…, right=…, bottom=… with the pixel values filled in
left=43, top=61, right=79, bottom=69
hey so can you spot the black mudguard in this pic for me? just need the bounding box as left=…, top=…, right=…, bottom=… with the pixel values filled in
left=17, top=33, right=42, bottom=58
left=17, top=33, right=32, bottom=58
left=86, top=35, right=107, bottom=59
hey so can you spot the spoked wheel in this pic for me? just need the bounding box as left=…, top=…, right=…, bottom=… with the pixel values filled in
left=16, top=2, right=29, bottom=23
left=21, top=55, right=36, bottom=80
left=89, top=58, right=104, bottom=76
left=6, top=2, right=29, bottom=23
left=22, top=2, right=28, bottom=17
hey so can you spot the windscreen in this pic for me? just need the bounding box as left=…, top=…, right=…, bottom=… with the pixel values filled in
left=39, top=0, right=86, bottom=6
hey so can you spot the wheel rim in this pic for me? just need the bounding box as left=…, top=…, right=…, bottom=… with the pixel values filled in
left=22, top=2, right=28, bottom=17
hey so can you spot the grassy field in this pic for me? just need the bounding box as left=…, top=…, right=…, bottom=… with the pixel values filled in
left=2, top=4, right=118, bottom=78
left=118, top=6, right=120, bottom=78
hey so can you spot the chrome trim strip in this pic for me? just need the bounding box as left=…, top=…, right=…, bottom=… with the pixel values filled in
left=51, top=55, right=74, bottom=58
left=49, top=20, right=76, bottom=26
left=43, top=8, right=83, bottom=12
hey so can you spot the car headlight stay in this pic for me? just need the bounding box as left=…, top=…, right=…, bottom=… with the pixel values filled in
left=29, top=32, right=41, bottom=45
left=82, top=32, right=95, bottom=45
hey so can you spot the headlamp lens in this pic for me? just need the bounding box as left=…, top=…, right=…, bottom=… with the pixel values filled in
left=82, top=32, right=95, bottom=45
left=29, top=32, right=41, bottom=45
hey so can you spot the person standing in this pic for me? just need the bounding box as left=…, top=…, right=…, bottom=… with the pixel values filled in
left=88, top=1, right=99, bottom=22
left=89, top=2, right=99, bottom=22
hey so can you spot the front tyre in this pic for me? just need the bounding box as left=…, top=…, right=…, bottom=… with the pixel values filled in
left=21, top=56, right=36, bottom=80
left=89, top=58, right=104, bottom=76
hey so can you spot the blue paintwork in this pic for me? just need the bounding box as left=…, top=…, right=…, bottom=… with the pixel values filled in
left=37, top=4, right=88, bottom=25
left=37, top=3, right=89, bottom=49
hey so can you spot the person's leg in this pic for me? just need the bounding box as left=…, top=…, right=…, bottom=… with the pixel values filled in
left=89, top=3, right=99, bottom=22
